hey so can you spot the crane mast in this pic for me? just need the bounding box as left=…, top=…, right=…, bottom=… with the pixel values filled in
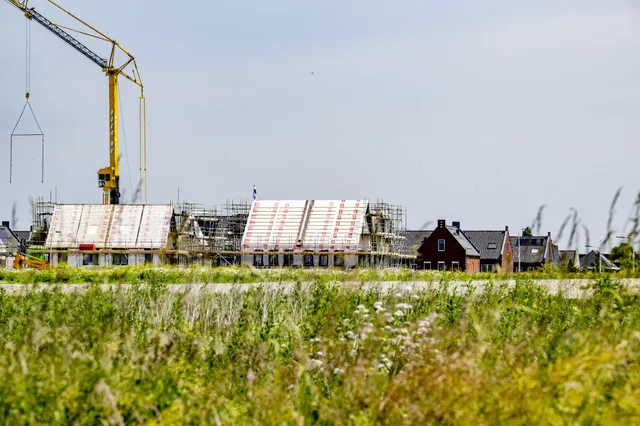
left=4, top=0, right=146, bottom=205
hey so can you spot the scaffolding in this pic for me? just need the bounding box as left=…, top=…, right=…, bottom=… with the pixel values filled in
left=31, top=197, right=55, bottom=246
left=171, top=200, right=250, bottom=265
left=364, top=198, right=408, bottom=268
left=24, top=198, right=412, bottom=269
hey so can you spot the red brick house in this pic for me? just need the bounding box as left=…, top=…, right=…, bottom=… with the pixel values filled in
left=464, top=227, right=514, bottom=273
left=417, top=220, right=480, bottom=272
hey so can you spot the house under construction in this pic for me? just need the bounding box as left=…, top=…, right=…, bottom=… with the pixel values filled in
left=20, top=198, right=409, bottom=269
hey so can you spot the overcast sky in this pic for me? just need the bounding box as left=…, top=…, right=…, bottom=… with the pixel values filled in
left=1, top=0, right=639, bottom=250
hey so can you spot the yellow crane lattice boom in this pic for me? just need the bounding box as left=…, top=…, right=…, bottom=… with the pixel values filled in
left=4, top=0, right=147, bottom=204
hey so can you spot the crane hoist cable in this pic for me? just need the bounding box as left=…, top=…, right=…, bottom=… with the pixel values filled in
left=10, top=15, right=45, bottom=184
left=4, top=0, right=147, bottom=205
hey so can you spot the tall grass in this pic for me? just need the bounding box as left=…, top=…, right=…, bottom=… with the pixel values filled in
left=1, top=264, right=638, bottom=285
left=0, top=277, right=639, bottom=423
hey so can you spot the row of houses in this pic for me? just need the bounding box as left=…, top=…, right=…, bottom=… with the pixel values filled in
left=0, top=202, right=621, bottom=272
left=403, top=219, right=617, bottom=273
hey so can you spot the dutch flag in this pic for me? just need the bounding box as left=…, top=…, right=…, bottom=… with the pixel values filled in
left=253, top=184, right=257, bottom=200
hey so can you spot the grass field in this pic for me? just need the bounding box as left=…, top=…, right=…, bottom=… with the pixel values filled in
left=1, top=264, right=639, bottom=285
left=0, top=275, right=639, bottom=424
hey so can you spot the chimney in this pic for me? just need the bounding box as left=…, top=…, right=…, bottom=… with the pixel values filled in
left=1, top=221, right=9, bottom=229
left=547, top=232, right=551, bottom=237
left=452, top=221, right=461, bottom=230
left=437, top=219, right=445, bottom=228
left=505, top=226, right=509, bottom=232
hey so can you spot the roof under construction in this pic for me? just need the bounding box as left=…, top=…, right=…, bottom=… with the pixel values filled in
left=242, top=200, right=368, bottom=252
left=45, top=204, right=172, bottom=249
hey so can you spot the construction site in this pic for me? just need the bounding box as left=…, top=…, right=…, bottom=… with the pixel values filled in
left=0, top=198, right=412, bottom=269
left=0, top=1, right=418, bottom=270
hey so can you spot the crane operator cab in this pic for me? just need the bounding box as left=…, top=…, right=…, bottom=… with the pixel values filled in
left=98, top=167, right=120, bottom=205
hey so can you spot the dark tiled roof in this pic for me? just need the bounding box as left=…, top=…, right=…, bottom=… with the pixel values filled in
left=510, top=236, right=550, bottom=264
left=13, top=230, right=31, bottom=244
left=397, top=230, right=431, bottom=256
left=580, top=250, right=619, bottom=271
left=559, top=250, right=579, bottom=265
left=464, top=231, right=506, bottom=260
left=447, top=226, right=480, bottom=257
left=0, top=227, right=20, bottom=254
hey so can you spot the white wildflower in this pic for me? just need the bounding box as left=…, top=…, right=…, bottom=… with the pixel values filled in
left=396, top=303, right=413, bottom=310
left=316, top=351, right=323, bottom=357
left=309, top=359, right=323, bottom=369
left=345, top=331, right=355, bottom=339
left=412, top=294, right=420, bottom=300
left=394, top=310, right=405, bottom=318
left=349, top=349, right=357, bottom=357
left=314, top=337, right=321, bottom=343
left=333, top=368, right=344, bottom=375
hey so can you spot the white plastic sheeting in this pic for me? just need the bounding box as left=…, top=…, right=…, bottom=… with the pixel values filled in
left=242, top=200, right=368, bottom=252
left=242, top=200, right=306, bottom=250
left=107, top=205, right=144, bottom=248
left=76, top=205, right=112, bottom=247
left=303, top=200, right=366, bottom=251
left=47, top=204, right=83, bottom=248
left=45, top=204, right=172, bottom=249
left=137, top=205, right=172, bottom=249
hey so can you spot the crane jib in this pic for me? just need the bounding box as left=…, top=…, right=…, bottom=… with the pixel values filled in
left=26, top=8, right=108, bottom=69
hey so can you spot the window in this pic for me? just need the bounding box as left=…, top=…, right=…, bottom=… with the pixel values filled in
left=144, top=253, right=154, bottom=265
left=487, top=243, right=498, bottom=250
left=304, top=254, right=314, bottom=267
left=437, top=261, right=445, bottom=271
left=531, top=248, right=539, bottom=254
left=319, top=253, right=329, bottom=267
left=438, top=239, right=445, bottom=252
left=253, top=254, right=264, bottom=268
left=113, top=253, right=129, bottom=266
left=423, top=261, right=431, bottom=270
left=82, top=253, right=98, bottom=266
left=334, top=255, right=345, bottom=267
left=269, top=254, right=279, bottom=268
left=481, top=264, right=493, bottom=272
left=451, top=261, right=460, bottom=270
left=283, top=252, right=294, bottom=267
left=58, top=252, right=68, bottom=265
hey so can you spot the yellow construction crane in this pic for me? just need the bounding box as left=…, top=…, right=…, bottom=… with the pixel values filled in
left=4, top=0, right=147, bottom=205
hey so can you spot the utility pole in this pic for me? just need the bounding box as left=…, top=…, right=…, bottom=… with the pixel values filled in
left=517, top=228, right=524, bottom=272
